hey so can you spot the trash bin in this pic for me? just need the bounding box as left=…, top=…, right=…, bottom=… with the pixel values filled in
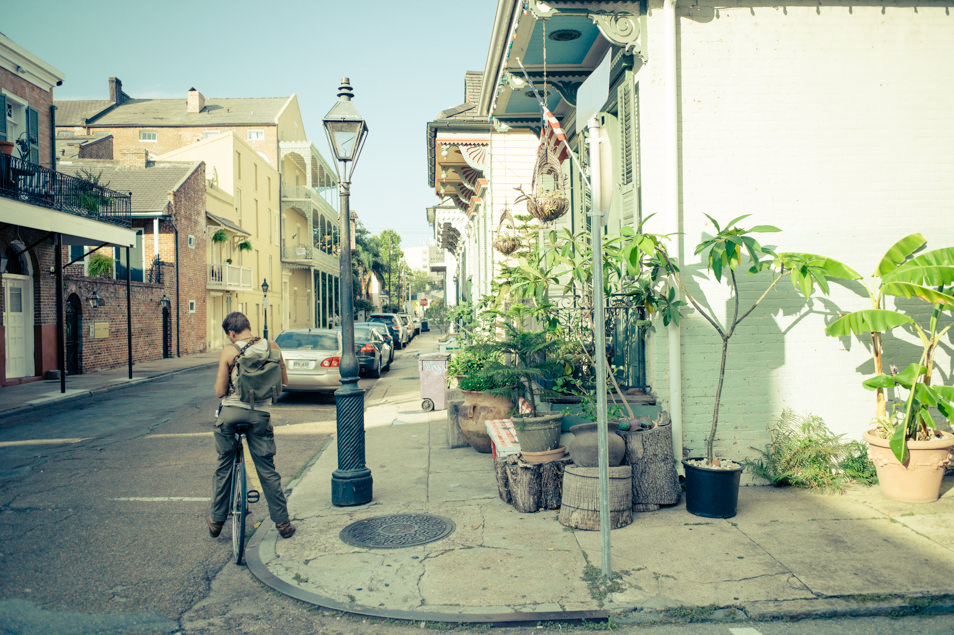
left=417, top=352, right=450, bottom=412
left=421, top=319, right=429, bottom=332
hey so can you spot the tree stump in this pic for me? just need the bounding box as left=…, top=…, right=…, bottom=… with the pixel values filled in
left=445, top=389, right=469, bottom=449
left=618, top=412, right=681, bottom=509
left=494, top=454, right=570, bottom=512
left=558, top=465, right=633, bottom=530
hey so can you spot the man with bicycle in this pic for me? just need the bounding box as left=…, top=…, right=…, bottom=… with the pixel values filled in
left=208, top=312, right=296, bottom=540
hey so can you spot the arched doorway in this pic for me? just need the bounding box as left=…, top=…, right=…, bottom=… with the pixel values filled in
left=65, top=294, right=82, bottom=375
left=2, top=242, right=35, bottom=379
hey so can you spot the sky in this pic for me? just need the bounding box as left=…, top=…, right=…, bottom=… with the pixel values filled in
left=5, top=0, right=499, bottom=251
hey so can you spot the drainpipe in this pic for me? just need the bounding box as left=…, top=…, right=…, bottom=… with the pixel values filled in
left=664, top=0, right=685, bottom=474
left=173, top=222, right=181, bottom=357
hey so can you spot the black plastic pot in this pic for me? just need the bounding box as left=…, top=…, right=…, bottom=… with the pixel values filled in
left=682, top=458, right=743, bottom=518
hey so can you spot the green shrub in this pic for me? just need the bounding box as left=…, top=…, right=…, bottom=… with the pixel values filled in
left=88, top=253, right=114, bottom=278
left=747, top=410, right=877, bottom=493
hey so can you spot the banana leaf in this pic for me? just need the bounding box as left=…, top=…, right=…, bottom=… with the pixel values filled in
left=825, top=309, right=913, bottom=337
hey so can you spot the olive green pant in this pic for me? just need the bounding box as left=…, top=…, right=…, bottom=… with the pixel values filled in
left=210, top=406, right=290, bottom=524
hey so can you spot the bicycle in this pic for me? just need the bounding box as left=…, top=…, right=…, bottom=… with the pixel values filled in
left=228, top=422, right=260, bottom=565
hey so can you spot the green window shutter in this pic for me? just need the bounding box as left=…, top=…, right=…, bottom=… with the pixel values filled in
left=616, top=72, right=640, bottom=226
left=0, top=95, right=7, bottom=141
left=27, top=107, right=39, bottom=164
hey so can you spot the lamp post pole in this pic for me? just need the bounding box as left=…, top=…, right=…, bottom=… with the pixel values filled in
left=261, top=278, right=269, bottom=340
left=324, top=78, right=372, bottom=506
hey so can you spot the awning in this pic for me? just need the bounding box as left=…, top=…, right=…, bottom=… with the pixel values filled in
left=0, top=197, right=136, bottom=247
left=206, top=211, right=250, bottom=236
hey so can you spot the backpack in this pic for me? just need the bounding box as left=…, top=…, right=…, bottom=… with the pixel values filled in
left=231, top=338, right=283, bottom=409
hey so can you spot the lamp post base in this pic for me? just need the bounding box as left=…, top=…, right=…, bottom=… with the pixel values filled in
left=331, top=467, right=373, bottom=506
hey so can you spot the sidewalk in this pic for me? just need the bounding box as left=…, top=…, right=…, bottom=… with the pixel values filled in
left=0, top=349, right=221, bottom=424
left=3, top=333, right=953, bottom=626
left=248, top=331, right=954, bottom=626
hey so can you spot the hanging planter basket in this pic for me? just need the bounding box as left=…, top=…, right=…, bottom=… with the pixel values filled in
left=516, top=145, right=569, bottom=223
left=493, top=208, right=519, bottom=255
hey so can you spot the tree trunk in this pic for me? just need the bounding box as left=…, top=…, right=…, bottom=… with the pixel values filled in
left=495, top=454, right=570, bottom=512
left=620, top=412, right=682, bottom=508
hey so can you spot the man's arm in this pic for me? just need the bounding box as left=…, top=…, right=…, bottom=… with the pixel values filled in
left=214, top=346, right=235, bottom=398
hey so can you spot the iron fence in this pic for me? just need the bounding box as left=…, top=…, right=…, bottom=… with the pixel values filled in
left=0, top=154, right=131, bottom=225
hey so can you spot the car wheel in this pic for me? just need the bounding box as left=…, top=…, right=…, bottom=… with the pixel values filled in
left=371, top=356, right=381, bottom=378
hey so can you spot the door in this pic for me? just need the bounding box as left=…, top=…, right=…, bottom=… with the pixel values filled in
left=3, top=274, right=34, bottom=379
left=65, top=294, right=82, bottom=375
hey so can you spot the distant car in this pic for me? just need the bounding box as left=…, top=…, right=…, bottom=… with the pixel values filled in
left=409, top=314, right=422, bottom=336
left=396, top=313, right=414, bottom=341
left=356, top=322, right=394, bottom=370
left=274, top=329, right=341, bottom=393
left=368, top=313, right=407, bottom=349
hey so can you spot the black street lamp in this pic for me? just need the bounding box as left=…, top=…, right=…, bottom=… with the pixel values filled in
left=323, top=77, right=372, bottom=506
left=261, top=278, right=269, bottom=340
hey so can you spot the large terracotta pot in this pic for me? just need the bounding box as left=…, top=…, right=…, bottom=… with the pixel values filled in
left=512, top=412, right=563, bottom=452
left=458, top=390, right=512, bottom=453
left=863, top=428, right=954, bottom=503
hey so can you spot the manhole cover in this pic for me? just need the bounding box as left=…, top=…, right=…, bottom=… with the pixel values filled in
left=339, top=513, right=455, bottom=549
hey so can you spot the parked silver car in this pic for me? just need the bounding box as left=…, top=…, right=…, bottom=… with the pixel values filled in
left=274, top=329, right=341, bottom=393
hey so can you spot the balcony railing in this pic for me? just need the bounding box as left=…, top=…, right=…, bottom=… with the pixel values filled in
left=0, top=154, right=131, bottom=225
left=208, top=263, right=253, bottom=290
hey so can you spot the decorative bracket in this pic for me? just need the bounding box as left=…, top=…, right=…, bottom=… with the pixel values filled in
left=589, top=12, right=641, bottom=56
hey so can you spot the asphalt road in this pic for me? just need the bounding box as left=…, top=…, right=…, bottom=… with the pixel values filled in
left=1, top=339, right=950, bottom=634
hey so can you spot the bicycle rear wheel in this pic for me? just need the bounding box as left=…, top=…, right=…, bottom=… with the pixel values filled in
left=231, top=456, right=247, bottom=565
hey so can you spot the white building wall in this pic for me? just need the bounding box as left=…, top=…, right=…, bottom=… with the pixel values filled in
left=638, top=1, right=954, bottom=462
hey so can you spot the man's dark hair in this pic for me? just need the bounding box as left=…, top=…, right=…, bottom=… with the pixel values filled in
left=222, top=312, right=251, bottom=334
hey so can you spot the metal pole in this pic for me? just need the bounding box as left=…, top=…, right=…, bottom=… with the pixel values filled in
left=331, top=179, right=372, bottom=506
left=55, top=234, right=65, bottom=393
left=387, top=234, right=392, bottom=311
left=588, top=117, right=611, bottom=577
left=263, top=284, right=269, bottom=340
left=126, top=246, right=132, bottom=379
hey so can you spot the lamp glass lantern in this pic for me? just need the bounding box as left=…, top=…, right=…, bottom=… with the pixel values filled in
left=322, top=78, right=369, bottom=182
left=261, top=279, right=269, bottom=294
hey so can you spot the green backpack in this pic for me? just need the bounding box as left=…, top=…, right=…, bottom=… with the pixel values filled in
left=231, top=338, right=283, bottom=409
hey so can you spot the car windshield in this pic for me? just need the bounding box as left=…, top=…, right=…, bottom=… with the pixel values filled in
left=353, top=326, right=374, bottom=339
left=275, top=332, right=338, bottom=351
left=369, top=316, right=392, bottom=325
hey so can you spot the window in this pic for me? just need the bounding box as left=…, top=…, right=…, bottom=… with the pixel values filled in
left=187, top=234, right=197, bottom=248
left=139, top=131, right=157, bottom=142
left=254, top=164, right=258, bottom=190
left=188, top=300, right=196, bottom=313
left=202, top=130, right=220, bottom=139
left=247, top=129, right=265, bottom=141
left=236, top=151, right=242, bottom=179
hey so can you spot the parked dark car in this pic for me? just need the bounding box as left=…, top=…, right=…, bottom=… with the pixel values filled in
left=336, top=324, right=389, bottom=377
left=356, top=321, right=394, bottom=369
left=368, top=313, right=407, bottom=349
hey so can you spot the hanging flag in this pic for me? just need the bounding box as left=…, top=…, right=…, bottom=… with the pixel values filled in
left=541, top=107, right=569, bottom=164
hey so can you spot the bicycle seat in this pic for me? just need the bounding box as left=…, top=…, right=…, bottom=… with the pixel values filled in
left=233, top=422, right=253, bottom=434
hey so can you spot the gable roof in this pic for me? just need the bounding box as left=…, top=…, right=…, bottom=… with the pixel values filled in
left=56, top=100, right=114, bottom=126
left=55, top=96, right=291, bottom=127
left=57, top=160, right=202, bottom=214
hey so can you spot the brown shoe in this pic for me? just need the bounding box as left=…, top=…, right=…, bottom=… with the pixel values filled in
left=276, top=520, right=296, bottom=539
left=207, top=517, right=224, bottom=538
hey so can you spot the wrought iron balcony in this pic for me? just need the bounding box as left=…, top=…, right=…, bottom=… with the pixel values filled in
left=0, top=154, right=131, bottom=225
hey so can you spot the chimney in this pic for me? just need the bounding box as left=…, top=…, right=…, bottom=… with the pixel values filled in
left=187, top=87, right=205, bottom=114
left=109, top=77, right=123, bottom=104
left=119, top=148, right=148, bottom=169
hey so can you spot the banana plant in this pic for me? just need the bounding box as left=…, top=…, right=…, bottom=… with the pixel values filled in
left=823, top=234, right=954, bottom=461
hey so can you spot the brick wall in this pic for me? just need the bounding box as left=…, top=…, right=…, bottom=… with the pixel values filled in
left=77, top=136, right=113, bottom=159
left=83, top=124, right=278, bottom=161
left=1, top=67, right=54, bottom=167
left=169, top=163, right=208, bottom=354
left=637, top=2, right=954, bottom=461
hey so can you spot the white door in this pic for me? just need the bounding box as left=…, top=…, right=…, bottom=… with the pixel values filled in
left=4, top=274, right=34, bottom=379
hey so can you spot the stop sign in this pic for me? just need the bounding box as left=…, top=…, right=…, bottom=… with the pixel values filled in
left=420, top=298, right=429, bottom=306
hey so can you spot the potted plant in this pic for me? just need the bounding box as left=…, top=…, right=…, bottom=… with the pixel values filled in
left=211, top=229, right=228, bottom=243
left=632, top=215, right=843, bottom=517
left=823, top=233, right=954, bottom=502
left=88, top=253, right=115, bottom=279
left=476, top=315, right=567, bottom=455
left=447, top=341, right=518, bottom=453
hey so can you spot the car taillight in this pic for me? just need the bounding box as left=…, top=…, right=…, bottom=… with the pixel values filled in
left=359, top=344, right=376, bottom=353
left=321, top=357, right=340, bottom=368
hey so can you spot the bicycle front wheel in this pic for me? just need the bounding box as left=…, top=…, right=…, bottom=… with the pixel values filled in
left=231, top=458, right=247, bottom=565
